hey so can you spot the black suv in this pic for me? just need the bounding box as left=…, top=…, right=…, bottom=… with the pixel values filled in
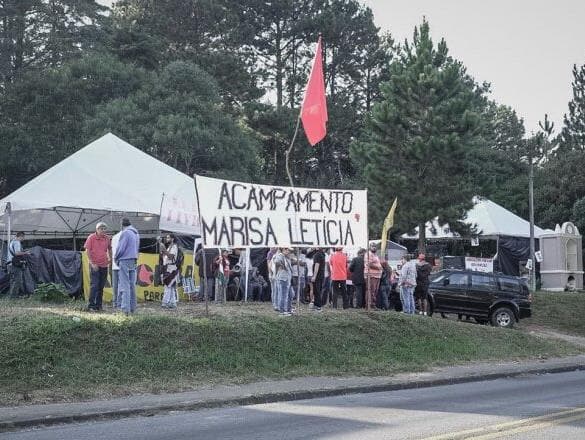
left=427, top=270, right=532, bottom=328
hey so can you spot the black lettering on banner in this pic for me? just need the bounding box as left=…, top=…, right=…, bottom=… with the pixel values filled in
left=218, top=183, right=233, bottom=209
left=286, top=192, right=298, bottom=212
left=231, top=183, right=247, bottom=209
left=230, top=217, right=246, bottom=245
left=202, top=218, right=218, bottom=245
left=308, top=191, right=320, bottom=213
left=247, top=188, right=260, bottom=211
left=321, top=192, right=332, bottom=213
left=342, top=192, right=354, bottom=213
left=310, top=219, right=321, bottom=243
left=326, top=220, right=339, bottom=245
left=265, top=219, right=278, bottom=246
left=218, top=217, right=233, bottom=246
left=296, top=192, right=310, bottom=211
left=272, top=189, right=286, bottom=210
left=248, top=217, right=264, bottom=245
left=344, top=220, right=355, bottom=245
left=288, top=218, right=302, bottom=245
left=299, top=219, right=313, bottom=245
left=259, top=188, right=273, bottom=210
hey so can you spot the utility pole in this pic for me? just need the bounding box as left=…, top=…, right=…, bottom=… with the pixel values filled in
left=528, top=155, right=536, bottom=292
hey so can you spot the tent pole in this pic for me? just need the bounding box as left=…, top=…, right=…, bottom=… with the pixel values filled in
left=72, top=232, right=77, bottom=251
left=244, top=249, right=249, bottom=303
left=6, top=202, right=12, bottom=256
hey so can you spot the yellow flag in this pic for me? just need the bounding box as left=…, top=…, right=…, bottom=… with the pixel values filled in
left=380, top=198, right=398, bottom=260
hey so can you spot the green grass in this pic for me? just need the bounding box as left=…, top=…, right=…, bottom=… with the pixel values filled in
left=0, top=298, right=580, bottom=405
left=521, top=290, right=585, bottom=336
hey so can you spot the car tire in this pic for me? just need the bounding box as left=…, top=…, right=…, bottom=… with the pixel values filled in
left=490, top=307, right=515, bottom=328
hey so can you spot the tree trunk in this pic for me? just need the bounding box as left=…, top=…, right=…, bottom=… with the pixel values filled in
left=275, top=23, right=283, bottom=109
left=418, top=222, right=426, bottom=254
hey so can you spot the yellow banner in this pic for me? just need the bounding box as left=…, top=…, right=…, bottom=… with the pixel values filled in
left=82, top=251, right=199, bottom=303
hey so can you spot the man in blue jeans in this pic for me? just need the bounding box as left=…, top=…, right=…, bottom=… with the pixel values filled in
left=114, top=218, right=140, bottom=315
left=399, top=255, right=417, bottom=314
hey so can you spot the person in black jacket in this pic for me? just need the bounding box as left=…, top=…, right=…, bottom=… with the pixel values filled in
left=194, top=245, right=219, bottom=301
left=349, top=248, right=366, bottom=308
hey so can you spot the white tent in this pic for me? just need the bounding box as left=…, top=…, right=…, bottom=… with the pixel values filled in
left=0, top=133, right=199, bottom=241
left=402, top=197, right=549, bottom=240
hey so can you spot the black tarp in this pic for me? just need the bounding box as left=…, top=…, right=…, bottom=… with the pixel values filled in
left=17, top=246, right=82, bottom=296
left=494, top=236, right=539, bottom=277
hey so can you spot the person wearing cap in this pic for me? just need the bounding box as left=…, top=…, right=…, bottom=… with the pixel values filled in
left=330, top=246, right=349, bottom=309
left=415, top=253, right=432, bottom=315
left=7, top=232, right=30, bottom=298
left=115, top=217, right=140, bottom=315
left=84, top=222, right=111, bottom=312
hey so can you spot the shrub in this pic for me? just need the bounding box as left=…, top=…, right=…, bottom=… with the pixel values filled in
left=33, top=283, right=69, bottom=303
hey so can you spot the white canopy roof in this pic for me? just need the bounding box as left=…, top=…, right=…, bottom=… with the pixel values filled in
left=0, top=133, right=199, bottom=237
left=402, top=197, right=549, bottom=240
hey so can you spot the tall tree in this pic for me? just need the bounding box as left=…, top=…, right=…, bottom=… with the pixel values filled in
left=352, top=20, right=485, bottom=251
left=84, top=61, right=261, bottom=181
left=0, top=54, right=145, bottom=197
left=558, top=62, right=585, bottom=152
left=0, top=0, right=107, bottom=85
left=112, top=0, right=262, bottom=107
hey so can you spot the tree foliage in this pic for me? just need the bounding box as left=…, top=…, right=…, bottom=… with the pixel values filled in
left=354, top=20, right=485, bottom=250
left=84, top=61, right=260, bottom=181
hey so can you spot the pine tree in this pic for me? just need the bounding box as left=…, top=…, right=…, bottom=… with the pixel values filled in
left=558, top=62, right=585, bottom=152
left=353, top=20, right=484, bottom=251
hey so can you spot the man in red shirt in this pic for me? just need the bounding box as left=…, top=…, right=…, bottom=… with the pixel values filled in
left=84, top=222, right=111, bottom=311
left=330, top=246, right=349, bottom=309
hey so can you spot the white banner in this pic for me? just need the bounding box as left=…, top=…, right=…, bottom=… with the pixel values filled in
left=159, top=180, right=201, bottom=236
left=465, top=257, right=493, bottom=273
left=194, top=175, right=368, bottom=248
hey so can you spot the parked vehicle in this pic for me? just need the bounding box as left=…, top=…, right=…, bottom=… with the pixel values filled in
left=427, top=270, right=532, bottom=328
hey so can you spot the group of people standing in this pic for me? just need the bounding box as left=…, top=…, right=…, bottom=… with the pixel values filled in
left=265, top=243, right=434, bottom=316
left=84, top=218, right=140, bottom=315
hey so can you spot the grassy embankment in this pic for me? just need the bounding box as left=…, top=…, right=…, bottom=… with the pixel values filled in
left=0, top=297, right=581, bottom=406
left=520, top=290, right=585, bottom=336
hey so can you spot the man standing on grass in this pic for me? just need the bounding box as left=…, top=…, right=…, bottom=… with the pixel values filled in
left=7, top=232, right=30, bottom=298
left=364, top=243, right=383, bottom=309
left=84, top=222, right=111, bottom=312
left=399, top=255, right=417, bottom=315
left=311, top=247, right=326, bottom=312
left=330, top=246, right=349, bottom=309
left=349, top=248, right=366, bottom=308
left=415, top=253, right=432, bottom=315
left=273, top=247, right=294, bottom=316
left=115, top=218, right=140, bottom=316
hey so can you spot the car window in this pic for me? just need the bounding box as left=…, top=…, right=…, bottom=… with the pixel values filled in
left=445, top=273, right=468, bottom=288
left=499, top=277, right=520, bottom=293
left=471, top=273, right=497, bottom=291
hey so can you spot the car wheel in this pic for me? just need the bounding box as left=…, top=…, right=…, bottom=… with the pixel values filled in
left=490, top=307, right=515, bottom=328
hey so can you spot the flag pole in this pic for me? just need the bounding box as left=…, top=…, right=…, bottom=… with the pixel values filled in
left=285, top=116, right=301, bottom=188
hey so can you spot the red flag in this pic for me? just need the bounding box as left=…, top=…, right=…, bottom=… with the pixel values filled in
left=301, top=36, right=328, bottom=146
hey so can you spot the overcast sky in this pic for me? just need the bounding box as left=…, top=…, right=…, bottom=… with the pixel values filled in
left=361, top=0, right=585, bottom=135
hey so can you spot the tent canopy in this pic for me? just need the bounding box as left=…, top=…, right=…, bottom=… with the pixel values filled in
left=402, top=197, right=549, bottom=240
left=0, top=133, right=198, bottom=237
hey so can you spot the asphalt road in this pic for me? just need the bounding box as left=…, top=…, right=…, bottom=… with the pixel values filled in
left=7, top=370, right=585, bottom=440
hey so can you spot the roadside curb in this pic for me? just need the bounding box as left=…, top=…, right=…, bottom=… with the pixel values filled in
left=2, top=359, right=585, bottom=432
